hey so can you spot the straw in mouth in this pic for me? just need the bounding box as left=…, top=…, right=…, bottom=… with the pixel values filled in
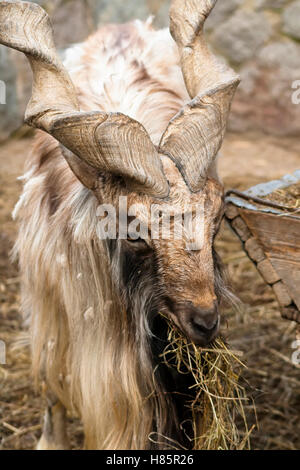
left=157, top=315, right=253, bottom=450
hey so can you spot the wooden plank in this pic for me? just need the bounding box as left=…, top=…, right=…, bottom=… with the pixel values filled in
left=269, top=258, right=300, bottom=310
left=225, top=203, right=239, bottom=220
left=281, top=306, right=300, bottom=323
left=231, top=216, right=252, bottom=242
left=228, top=205, right=300, bottom=314
left=226, top=177, right=300, bottom=322
left=272, top=281, right=293, bottom=307
left=244, top=237, right=265, bottom=263
left=257, top=259, right=281, bottom=284
left=239, top=210, right=300, bottom=261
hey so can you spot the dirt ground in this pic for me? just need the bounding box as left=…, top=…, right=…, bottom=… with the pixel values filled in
left=0, top=130, right=300, bottom=450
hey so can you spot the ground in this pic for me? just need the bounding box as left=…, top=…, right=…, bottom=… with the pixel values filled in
left=0, top=130, right=299, bottom=450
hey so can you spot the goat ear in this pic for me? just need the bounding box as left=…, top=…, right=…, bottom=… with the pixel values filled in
left=61, top=147, right=100, bottom=190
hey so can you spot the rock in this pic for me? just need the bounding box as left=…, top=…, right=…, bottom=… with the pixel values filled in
left=229, top=62, right=300, bottom=136
left=237, top=64, right=260, bottom=95
left=151, top=0, right=170, bottom=28
left=89, top=0, right=170, bottom=29
left=212, top=11, right=272, bottom=64
left=89, top=0, right=151, bottom=26
left=258, top=41, right=300, bottom=69
left=0, top=46, right=22, bottom=142
left=205, top=0, right=243, bottom=30
left=51, top=0, right=93, bottom=47
left=283, top=1, right=300, bottom=39
left=255, top=0, right=289, bottom=9
left=9, top=50, right=32, bottom=118
left=27, top=0, right=94, bottom=48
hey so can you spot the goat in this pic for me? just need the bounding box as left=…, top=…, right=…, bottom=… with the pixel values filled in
left=0, top=0, right=239, bottom=450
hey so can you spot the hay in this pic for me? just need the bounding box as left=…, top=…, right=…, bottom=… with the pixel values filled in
left=261, top=183, right=300, bottom=209
left=216, top=224, right=300, bottom=451
left=160, top=318, right=252, bottom=450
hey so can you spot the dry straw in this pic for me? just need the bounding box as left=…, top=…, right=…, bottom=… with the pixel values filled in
left=160, top=317, right=253, bottom=450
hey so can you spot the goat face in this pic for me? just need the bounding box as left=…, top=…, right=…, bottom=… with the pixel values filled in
left=101, top=158, right=224, bottom=346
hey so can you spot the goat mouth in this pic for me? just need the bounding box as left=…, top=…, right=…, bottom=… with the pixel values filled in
left=187, top=316, right=220, bottom=347
left=160, top=308, right=220, bottom=348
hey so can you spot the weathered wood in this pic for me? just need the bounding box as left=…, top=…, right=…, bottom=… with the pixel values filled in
left=231, top=216, right=252, bottom=242
left=225, top=203, right=239, bottom=220
left=244, top=237, right=265, bottom=263
left=226, top=175, right=300, bottom=323
left=281, top=306, right=300, bottom=323
left=238, top=209, right=300, bottom=313
left=257, top=259, right=281, bottom=285
left=240, top=210, right=300, bottom=261
left=269, top=258, right=300, bottom=311
left=272, top=281, right=293, bottom=307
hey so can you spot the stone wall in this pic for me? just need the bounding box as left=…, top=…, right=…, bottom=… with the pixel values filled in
left=1, top=0, right=300, bottom=141
left=206, top=0, right=300, bottom=135
left=0, top=47, right=21, bottom=142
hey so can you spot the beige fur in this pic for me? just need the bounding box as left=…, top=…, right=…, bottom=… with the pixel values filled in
left=13, top=21, right=225, bottom=450
left=13, top=22, right=188, bottom=450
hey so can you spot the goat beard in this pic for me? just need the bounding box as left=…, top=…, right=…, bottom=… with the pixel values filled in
left=107, top=242, right=239, bottom=450
left=29, top=234, right=238, bottom=450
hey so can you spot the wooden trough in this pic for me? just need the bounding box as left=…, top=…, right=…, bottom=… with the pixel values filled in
left=225, top=170, right=300, bottom=324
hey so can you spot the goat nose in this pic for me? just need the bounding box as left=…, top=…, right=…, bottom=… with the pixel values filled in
left=191, top=308, right=219, bottom=333
left=186, top=304, right=220, bottom=346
